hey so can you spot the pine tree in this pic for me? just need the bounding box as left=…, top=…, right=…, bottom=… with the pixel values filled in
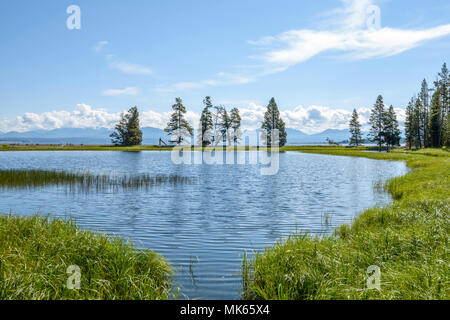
left=419, top=79, right=430, bottom=147
left=219, top=108, right=232, bottom=146
left=230, top=108, right=242, bottom=145
left=429, top=89, right=443, bottom=148
left=405, top=98, right=415, bottom=149
left=197, top=97, right=214, bottom=147
left=110, top=106, right=143, bottom=146
left=434, top=63, right=449, bottom=147
left=165, top=98, right=193, bottom=145
left=413, top=98, right=424, bottom=148
left=349, top=109, right=362, bottom=146
left=384, top=105, right=401, bottom=149
left=261, top=98, right=287, bottom=147
left=369, top=95, right=386, bottom=151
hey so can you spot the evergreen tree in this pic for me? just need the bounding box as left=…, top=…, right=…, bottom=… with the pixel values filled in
left=405, top=98, right=415, bottom=149
left=368, top=95, right=386, bottom=151
left=230, top=108, right=242, bottom=145
left=219, top=108, right=233, bottom=146
left=434, top=63, right=449, bottom=147
left=384, top=105, right=401, bottom=149
left=349, top=109, right=362, bottom=146
left=419, top=79, right=430, bottom=147
left=261, top=98, right=287, bottom=147
left=197, top=97, right=214, bottom=147
left=110, top=106, right=143, bottom=146
left=429, top=89, right=443, bottom=148
left=413, top=98, right=424, bottom=148
left=165, top=98, right=193, bottom=145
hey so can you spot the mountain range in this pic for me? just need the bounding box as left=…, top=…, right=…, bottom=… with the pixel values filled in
left=0, top=127, right=359, bottom=145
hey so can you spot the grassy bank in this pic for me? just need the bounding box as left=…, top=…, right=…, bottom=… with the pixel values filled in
left=0, top=144, right=261, bottom=152
left=243, top=147, right=449, bottom=300
left=0, top=144, right=174, bottom=151
left=0, top=215, right=173, bottom=300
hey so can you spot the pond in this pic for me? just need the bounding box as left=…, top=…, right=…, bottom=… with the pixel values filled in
left=0, top=151, right=408, bottom=299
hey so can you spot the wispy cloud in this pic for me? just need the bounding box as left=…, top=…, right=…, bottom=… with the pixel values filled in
left=157, top=72, right=254, bottom=92
left=159, top=0, right=450, bottom=92
left=252, top=0, right=450, bottom=67
left=93, top=40, right=109, bottom=53
left=108, top=58, right=153, bottom=75
left=102, top=87, right=140, bottom=96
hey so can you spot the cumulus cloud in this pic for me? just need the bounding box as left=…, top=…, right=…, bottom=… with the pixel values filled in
left=103, top=87, right=140, bottom=96
left=0, top=103, right=405, bottom=134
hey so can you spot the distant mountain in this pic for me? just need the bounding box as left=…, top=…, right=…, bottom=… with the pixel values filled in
left=0, top=127, right=170, bottom=145
left=286, top=128, right=351, bottom=144
left=0, top=127, right=370, bottom=145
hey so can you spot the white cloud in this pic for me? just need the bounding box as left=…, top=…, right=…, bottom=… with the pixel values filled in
left=157, top=0, right=450, bottom=92
left=0, top=102, right=405, bottom=134
left=252, top=0, right=450, bottom=67
left=107, top=55, right=153, bottom=75
left=93, top=40, right=109, bottom=53
left=159, top=72, right=255, bottom=92
left=103, top=87, right=140, bottom=96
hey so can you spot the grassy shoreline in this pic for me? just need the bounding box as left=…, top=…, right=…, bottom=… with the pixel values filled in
left=0, top=215, right=173, bottom=300
left=0, top=144, right=265, bottom=152
left=242, top=146, right=449, bottom=300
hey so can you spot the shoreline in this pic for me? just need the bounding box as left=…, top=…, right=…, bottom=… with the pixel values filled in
left=242, top=146, right=449, bottom=300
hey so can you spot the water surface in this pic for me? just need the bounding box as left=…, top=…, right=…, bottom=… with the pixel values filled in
left=0, top=151, right=408, bottom=299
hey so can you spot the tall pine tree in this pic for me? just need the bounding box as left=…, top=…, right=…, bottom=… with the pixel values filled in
left=197, top=97, right=214, bottom=147
left=405, top=98, right=415, bottom=149
left=230, top=108, right=242, bottom=146
left=165, top=98, right=193, bottom=145
left=429, top=89, right=443, bottom=148
left=384, top=105, right=401, bottom=149
left=369, top=95, right=386, bottom=151
left=349, top=109, right=362, bottom=146
left=261, top=98, right=287, bottom=147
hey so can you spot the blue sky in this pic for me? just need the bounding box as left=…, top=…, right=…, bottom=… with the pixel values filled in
left=0, top=0, right=449, bottom=133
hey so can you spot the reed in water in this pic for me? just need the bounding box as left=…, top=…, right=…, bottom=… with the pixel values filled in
left=0, top=169, right=196, bottom=192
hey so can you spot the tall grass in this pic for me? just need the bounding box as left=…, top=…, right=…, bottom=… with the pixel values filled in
left=0, top=215, right=173, bottom=299
left=0, top=169, right=196, bottom=192
left=242, top=147, right=450, bottom=300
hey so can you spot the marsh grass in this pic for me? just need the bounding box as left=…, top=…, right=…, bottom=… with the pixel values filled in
left=242, top=147, right=450, bottom=300
left=0, top=169, right=197, bottom=192
left=0, top=215, right=173, bottom=300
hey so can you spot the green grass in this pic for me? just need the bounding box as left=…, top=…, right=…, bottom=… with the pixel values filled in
left=0, top=215, right=173, bottom=300
left=0, top=144, right=261, bottom=152
left=0, top=169, right=196, bottom=191
left=242, top=147, right=449, bottom=300
left=0, top=144, right=175, bottom=152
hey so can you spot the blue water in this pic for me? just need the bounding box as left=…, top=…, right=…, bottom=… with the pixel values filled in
left=0, top=151, right=408, bottom=299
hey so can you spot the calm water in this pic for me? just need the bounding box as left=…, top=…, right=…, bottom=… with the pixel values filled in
left=0, top=151, right=408, bottom=299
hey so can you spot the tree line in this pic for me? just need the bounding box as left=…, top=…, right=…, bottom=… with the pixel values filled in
left=110, top=97, right=288, bottom=147
left=405, top=63, right=449, bottom=149
left=349, top=62, right=449, bottom=150
left=349, top=95, right=401, bottom=150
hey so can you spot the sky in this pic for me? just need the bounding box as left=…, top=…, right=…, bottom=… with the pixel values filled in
left=0, top=0, right=449, bottom=134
